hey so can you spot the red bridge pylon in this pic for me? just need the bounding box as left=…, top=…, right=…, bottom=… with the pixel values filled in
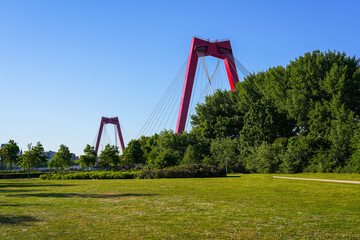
left=176, top=37, right=240, bottom=133
left=95, top=117, right=125, bottom=153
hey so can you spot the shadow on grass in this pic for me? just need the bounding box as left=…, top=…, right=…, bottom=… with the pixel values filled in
left=0, top=183, right=75, bottom=188
left=8, top=193, right=157, bottom=198
left=0, top=202, right=49, bottom=207
left=0, top=215, right=38, bottom=225
left=0, top=189, right=48, bottom=193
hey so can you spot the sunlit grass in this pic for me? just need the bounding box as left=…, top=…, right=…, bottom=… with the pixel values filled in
left=1, top=174, right=360, bottom=239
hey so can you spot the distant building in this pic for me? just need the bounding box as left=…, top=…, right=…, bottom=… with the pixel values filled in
left=71, top=154, right=79, bottom=162
left=44, top=151, right=56, bottom=161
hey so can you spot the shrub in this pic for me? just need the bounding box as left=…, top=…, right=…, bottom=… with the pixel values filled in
left=39, top=171, right=139, bottom=180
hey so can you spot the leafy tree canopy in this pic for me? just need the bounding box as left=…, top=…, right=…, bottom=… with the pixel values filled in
left=48, top=144, right=73, bottom=171
left=77, top=144, right=97, bottom=171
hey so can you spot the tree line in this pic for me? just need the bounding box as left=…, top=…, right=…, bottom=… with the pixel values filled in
left=0, top=140, right=121, bottom=172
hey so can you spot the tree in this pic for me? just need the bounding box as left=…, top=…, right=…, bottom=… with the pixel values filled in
left=0, top=147, right=5, bottom=171
left=48, top=144, right=73, bottom=171
left=210, top=138, right=240, bottom=173
left=33, top=142, right=47, bottom=168
left=191, top=90, right=242, bottom=139
left=18, top=143, right=45, bottom=178
left=98, top=144, right=120, bottom=169
left=246, top=141, right=285, bottom=173
left=123, top=140, right=145, bottom=165
left=239, top=100, right=294, bottom=147
left=147, top=148, right=180, bottom=169
left=1, top=140, right=20, bottom=171
left=77, top=144, right=97, bottom=171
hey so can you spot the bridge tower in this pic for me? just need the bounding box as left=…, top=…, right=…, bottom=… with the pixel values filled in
left=95, top=117, right=125, bottom=153
left=176, top=37, right=240, bottom=133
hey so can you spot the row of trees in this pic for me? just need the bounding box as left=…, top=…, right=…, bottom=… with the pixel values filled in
left=0, top=140, right=47, bottom=175
left=76, top=144, right=122, bottom=170
left=0, top=140, right=75, bottom=173
left=0, top=139, right=123, bottom=172
left=121, top=50, right=360, bottom=173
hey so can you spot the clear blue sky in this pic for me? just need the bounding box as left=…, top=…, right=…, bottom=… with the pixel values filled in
left=1, top=0, right=359, bottom=155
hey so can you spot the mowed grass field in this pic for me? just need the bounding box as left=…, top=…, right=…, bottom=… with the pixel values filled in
left=1, top=174, right=360, bottom=239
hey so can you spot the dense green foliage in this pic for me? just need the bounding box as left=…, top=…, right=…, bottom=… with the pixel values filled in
left=98, top=144, right=120, bottom=169
left=17, top=143, right=46, bottom=177
left=48, top=144, right=73, bottom=171
left=123, top=139, right=145, bottom=165
left=0, top=140, right=20, bottom=171
left=76, top=144, right=97, bottom=171
left=123, top=50, right=360, bottom=173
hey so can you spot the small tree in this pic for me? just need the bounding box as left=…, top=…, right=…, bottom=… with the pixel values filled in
left=1, top=140, right=20, bottom=171
left=210, top=138, right=239, bottom=173
left=48, top=144, right=73, bottom=171
left=98, top=144, right=120, bottom=169
left=0, top=147, right=5, bottom=171
left=17, top=144, right=42, bottom=178
left=33, top=142, right=47, bottom=168
left=77, top=144, right=97, bottom=171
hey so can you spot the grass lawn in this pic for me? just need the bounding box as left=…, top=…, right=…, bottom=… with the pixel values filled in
left=1, top=174, right=360, bottom=239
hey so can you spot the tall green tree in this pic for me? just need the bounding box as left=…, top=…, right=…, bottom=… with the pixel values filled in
left=98, top=144, right=120, bottom=168
left=191, top=90, right=242, bottom=139
left=1, top=140, right=20, bottom=171
left=33, top=142, right=47, bottom=168
left=77, top=144, right=97, bottom=171
left=123, top=140, right=145, bottom=165
left=0, top=147, right=5, bottom=171
left=18, top=143, right=45, bottom=177
left=210, top=138, right=240, bottom=173
left=48, top=144, right=73, bottom=171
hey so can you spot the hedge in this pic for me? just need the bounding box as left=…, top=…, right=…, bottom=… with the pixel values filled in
left=39, top=171, right=139, bottom=180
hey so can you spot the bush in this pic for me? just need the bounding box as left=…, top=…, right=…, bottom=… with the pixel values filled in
left=39, top=171, right=139, bottom=180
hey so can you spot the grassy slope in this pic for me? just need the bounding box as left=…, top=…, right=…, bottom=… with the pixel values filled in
left=0, top=174, right=360, bottom=239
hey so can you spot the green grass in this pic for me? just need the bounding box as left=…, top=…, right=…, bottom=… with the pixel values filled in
left=1, top=174, right=360, bottom=239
